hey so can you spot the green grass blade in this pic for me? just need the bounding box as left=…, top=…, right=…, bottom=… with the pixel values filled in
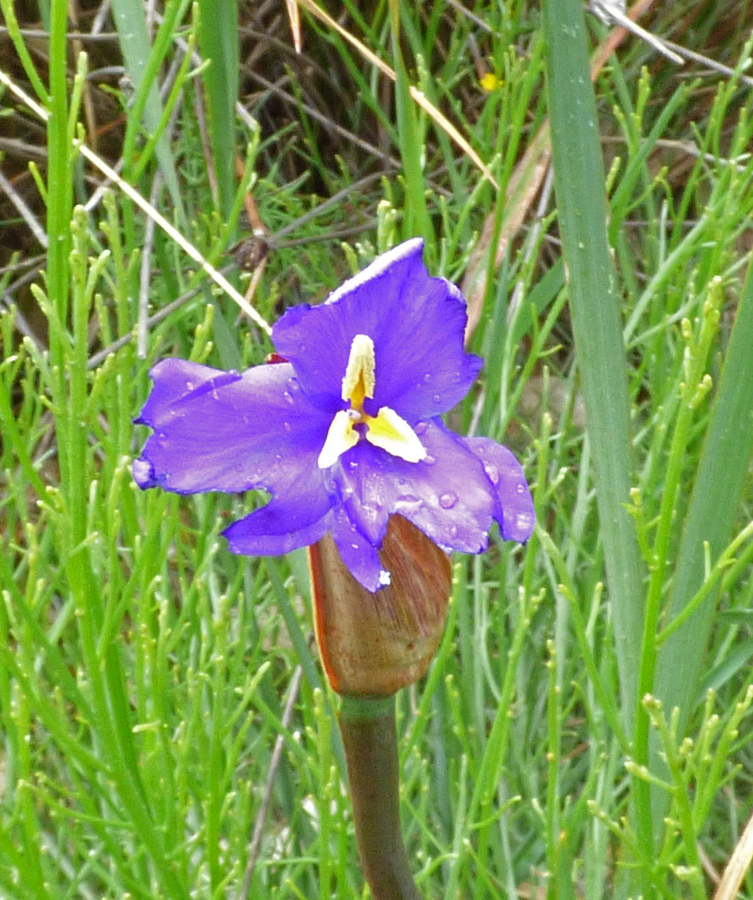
left=540, top=0, right=645, bottom=729
left=197, top=0, right=239, bottom=219
left=110, top=0, right=187, bottom=220
left=390, top=0, right=432, bottom=247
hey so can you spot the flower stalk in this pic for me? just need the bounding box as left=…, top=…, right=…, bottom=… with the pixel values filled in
left=339, top=694, right=421, bottom=900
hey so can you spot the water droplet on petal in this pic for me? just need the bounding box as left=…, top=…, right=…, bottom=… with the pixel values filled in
left=516, top=483, right=526, bottom=494
left=449, top=525, right=459, bottom=539
left=283, top=421, right=291, bottom=433
left=395, top=494, right=422, bottom=514
left=283, top=391, right=295, bottom=405
left=360, top=501, right=382, bottom=525
left=348, top=460, right=358, bottom=470
left=212, top=389, right=220, bottom=400
left=423, top=455, right=436, bottom=466
left=439, top=492, right=458, bottom=509
left=286, top=377, right=298, bottom=391
left=413, top=421, right=427, bottom=435
left=432, top=394, right=441, bottom=404
left=485, top=464, right=500, bottom=485
left=186, top=381, right=194, bottom=391
left=423, top=373, right=432, bottom=384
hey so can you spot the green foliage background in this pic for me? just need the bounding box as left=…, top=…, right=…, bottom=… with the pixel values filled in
left=1, top=1, right=753, bottom=898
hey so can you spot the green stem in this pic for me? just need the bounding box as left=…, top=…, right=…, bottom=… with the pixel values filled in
left=339, top=695, right=422, bottom=900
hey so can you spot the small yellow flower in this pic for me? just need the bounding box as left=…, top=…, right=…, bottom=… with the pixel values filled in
left=480, top=71, right=503, bottom=92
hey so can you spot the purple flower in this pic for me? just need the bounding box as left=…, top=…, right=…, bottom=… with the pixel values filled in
left=133, top=238, right=534, bottom=591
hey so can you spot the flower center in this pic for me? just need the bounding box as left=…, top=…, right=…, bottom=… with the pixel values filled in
left=317, top=334, right=427, bottom=469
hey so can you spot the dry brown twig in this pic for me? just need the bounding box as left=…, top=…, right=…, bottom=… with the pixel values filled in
left=714, top=805, right=753, bottom=900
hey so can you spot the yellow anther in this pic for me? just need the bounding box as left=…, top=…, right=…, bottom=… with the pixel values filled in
left=342, top=334, right=375, bottom=407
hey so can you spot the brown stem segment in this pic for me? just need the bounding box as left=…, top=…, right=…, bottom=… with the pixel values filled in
left=339, top=696, right=422, bottom=900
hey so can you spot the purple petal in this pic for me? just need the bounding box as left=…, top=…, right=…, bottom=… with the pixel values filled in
left=223, top=503, right=333, bottom=556
left=272, top=239, right=481, bottom=420
left=330, top=505, right=388, bottom=592
left=331, top=419, right=498, bottom=557
left=132, top=360, right=332, bottom=525
left=460, top=437, right=535, bottom=542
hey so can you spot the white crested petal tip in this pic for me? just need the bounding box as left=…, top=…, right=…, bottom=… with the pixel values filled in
left=324, top=238, right=424, bottom=307
left=318, top=410, right=358, bottom=469
left=366, top=406, right=427, bottom=463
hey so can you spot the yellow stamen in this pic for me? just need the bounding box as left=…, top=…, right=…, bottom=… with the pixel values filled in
left=341, top=334, right=375, bottom=407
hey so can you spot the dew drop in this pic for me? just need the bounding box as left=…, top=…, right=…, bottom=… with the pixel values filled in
left=348, top=460, right=358, bottom=470
left=516, top=483, right=526, bottom=494
left=449, top=525, right=459, bottom=539
left=439, top=492, right=458, bottom=509
left=423, top=455, right=436, bottom=466
left=395, top=494, right=422, bottom=513
left=283, top=391, right=295, bottom=405
left=485, top=464, right=500, bottom=485
left=413, top=421, right=427, bottom=435
left=212, top=389, right=220, bottom=400
left=283, top=421, right=291, bottom=433
left=186, top=381, right=194, bottom=391
left=423, top=373, right=432, bottom=383
left=361, top=501, right=381, bottom=523
left=286, top=377, right=298, bottom=391
left=432, top=394, right=441, bottom=404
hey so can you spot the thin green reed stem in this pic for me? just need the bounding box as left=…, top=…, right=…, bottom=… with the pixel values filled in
left=0, top=0, right=48, bottom=103
left=389, top=0, right=432, bottom=249
left=47, top=0, right=73, bottom=466
left=652, top=248, right=753, bottom=791
left=632, top=280, right=721, bottom=850
left=44, top=10, right=188, bottom=891
left=540, top=0, right=644, bottom=731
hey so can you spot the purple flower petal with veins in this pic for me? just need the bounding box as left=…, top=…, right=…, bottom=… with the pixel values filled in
left=133, top=238, right=534, bottom=591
